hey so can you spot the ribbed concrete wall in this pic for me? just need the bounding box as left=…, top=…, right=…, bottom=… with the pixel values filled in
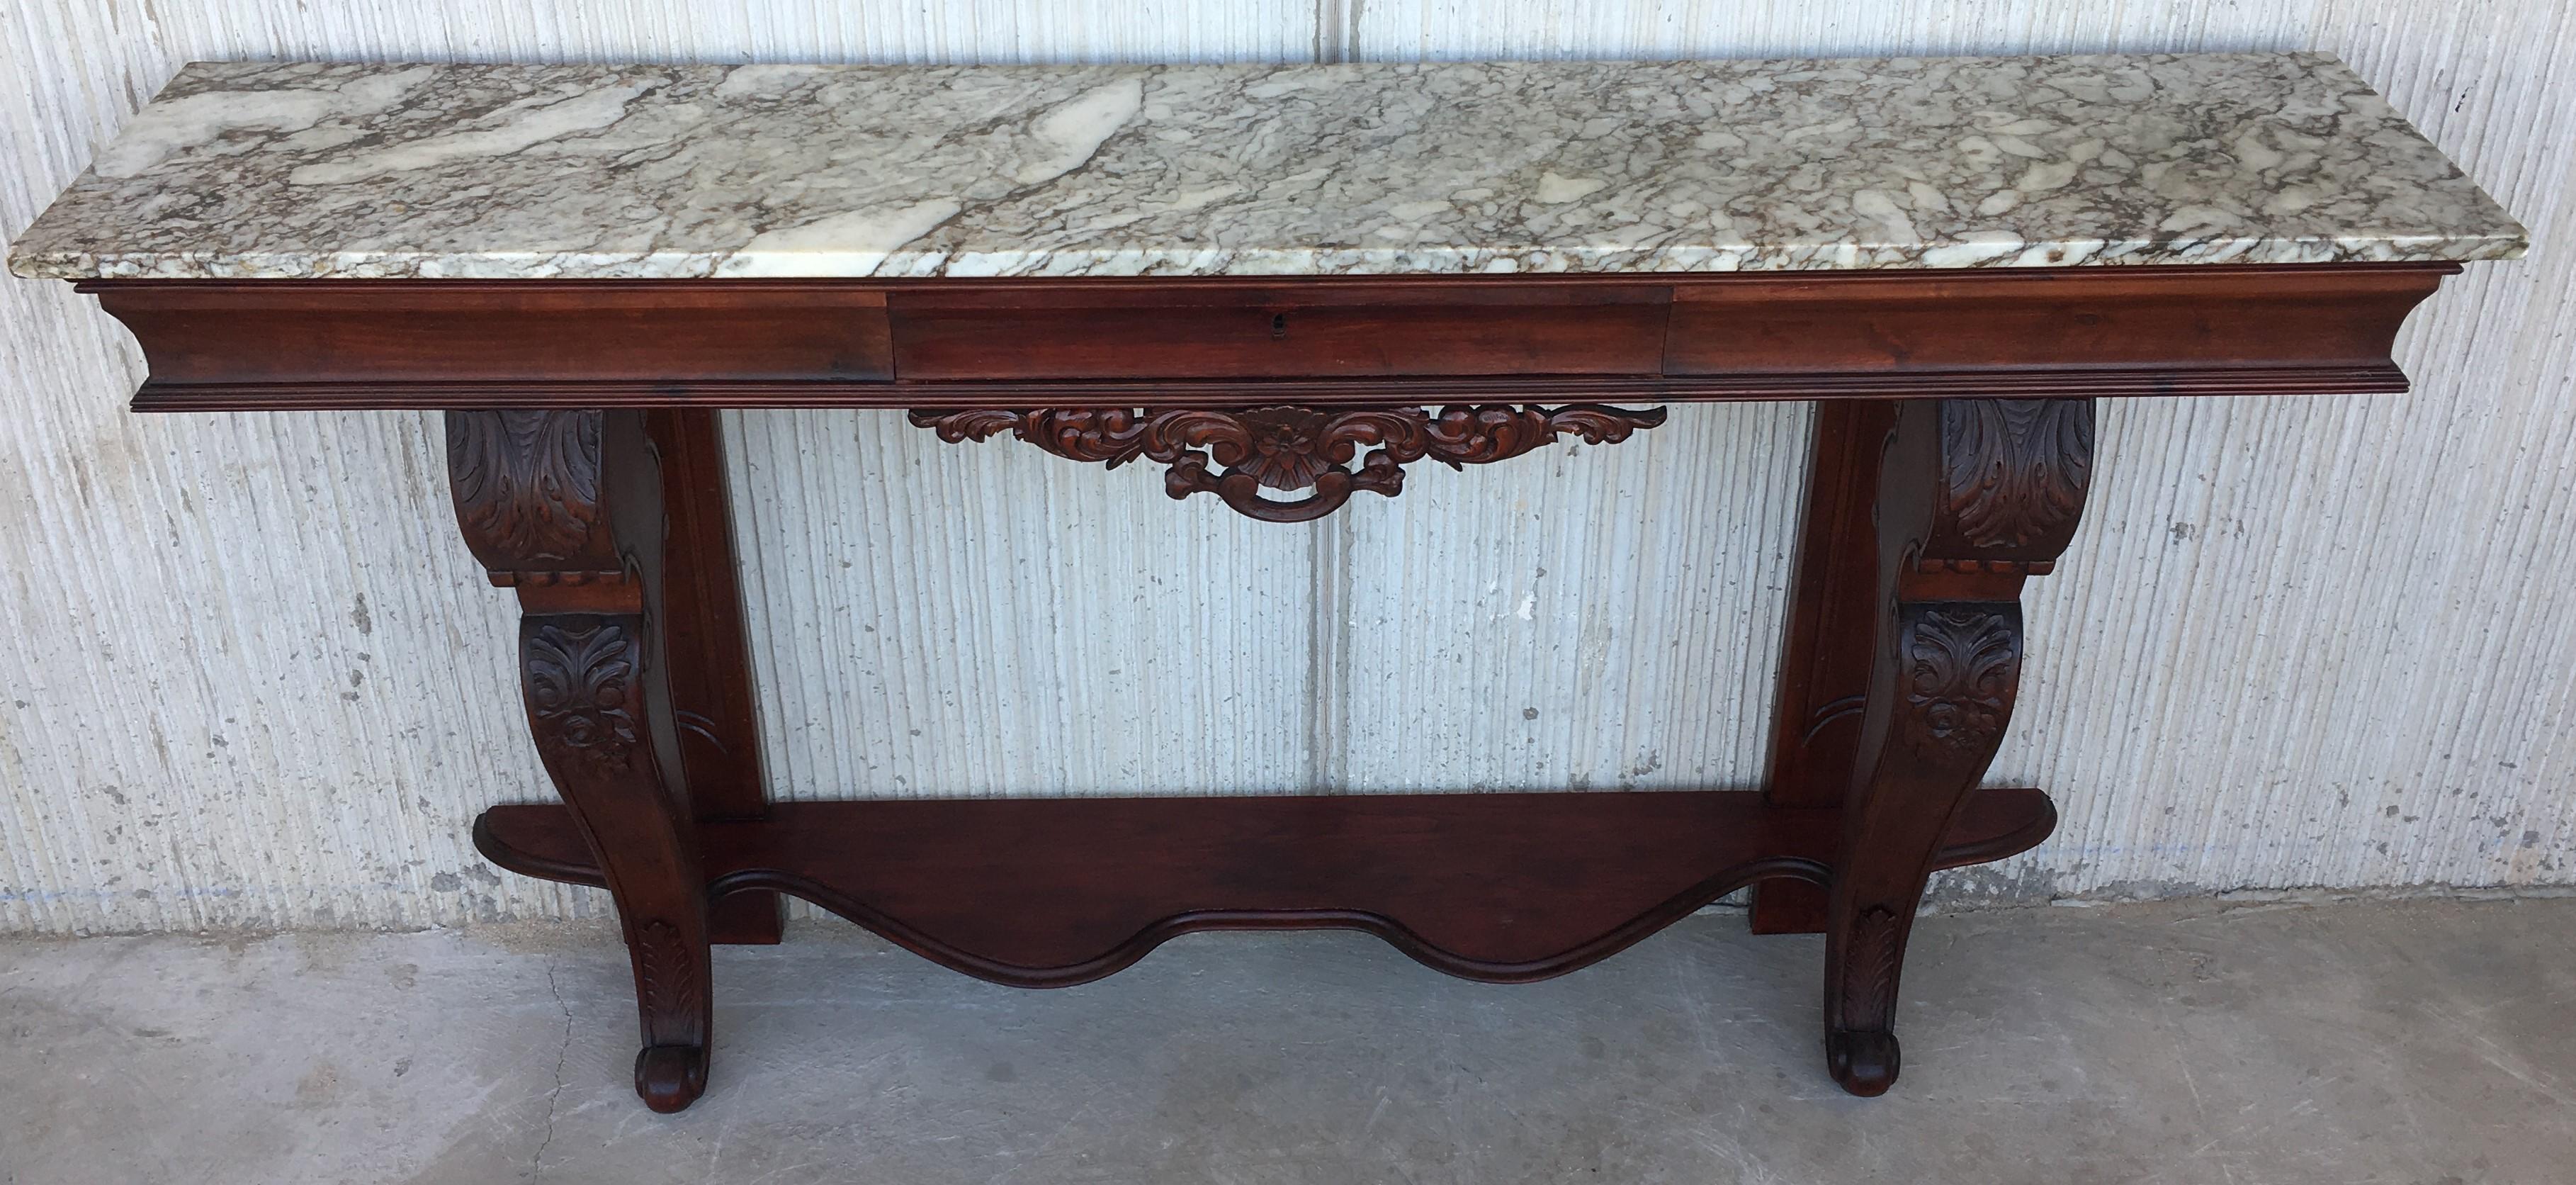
left=0, top=0, right=2566, bottom=933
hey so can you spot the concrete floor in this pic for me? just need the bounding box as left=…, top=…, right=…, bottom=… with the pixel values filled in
left=2, top=898, right=2570, bottom=1184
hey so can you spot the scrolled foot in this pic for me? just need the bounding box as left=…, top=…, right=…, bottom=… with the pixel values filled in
left=634, top=1043, right=710, bottom=1113
left=1826, top=1027, right=1902, bottom=1096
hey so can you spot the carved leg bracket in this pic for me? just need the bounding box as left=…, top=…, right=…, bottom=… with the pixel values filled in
left=521, top=612, right=713, bottom=1111
left=1819, top=395, right=2093, bottom=1096
left=449, top=408, right=761, bottom=1113
left=909, top=403, right=1665, bottom=522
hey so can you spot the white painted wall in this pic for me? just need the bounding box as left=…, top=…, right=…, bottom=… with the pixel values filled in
left=1, top=0, right=2567, bottom=933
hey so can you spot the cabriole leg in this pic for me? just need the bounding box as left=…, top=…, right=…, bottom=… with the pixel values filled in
left=448, top=409, right=716, bottom=1113
left=1822, top=396, right=2093, bottom=1096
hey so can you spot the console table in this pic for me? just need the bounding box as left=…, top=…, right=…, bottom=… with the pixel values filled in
left=11, top=53, right=2523, bottom=1112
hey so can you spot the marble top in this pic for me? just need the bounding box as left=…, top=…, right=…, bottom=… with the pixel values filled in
left=8, top=53, right=2526, bottom=281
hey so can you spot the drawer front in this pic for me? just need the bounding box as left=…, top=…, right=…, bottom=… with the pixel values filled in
left=1659, top=269, right=2446, bottom=374
left=888, top=286, right=1671, bottom=380
left=92, top=283, right=896, bottom=384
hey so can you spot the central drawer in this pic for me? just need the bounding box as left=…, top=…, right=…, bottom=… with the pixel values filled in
left=886, top=283, right=1673, bottom=380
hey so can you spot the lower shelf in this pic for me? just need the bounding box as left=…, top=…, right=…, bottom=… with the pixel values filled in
left=475, top=787, right=2055, bottom=987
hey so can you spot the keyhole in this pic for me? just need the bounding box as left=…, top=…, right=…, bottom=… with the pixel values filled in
left=1270, top=313, right=1289, bottom=339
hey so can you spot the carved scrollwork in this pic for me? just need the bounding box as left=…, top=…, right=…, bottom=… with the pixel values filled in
left=446, top=410, right=605, bottom=565
left=1899, top=605, right=2020, bottom=755
left=908, top=403, right=1667, bottom=522
left=525, top=621, right=643, bottom=765
left=913, top=408, right=1027, bottom=446
left=1156, top=407, right=1427, bottom=493
left=1431, top=403, right=1665, bottom=459
left=1936, top=398, right=2094, bottom=556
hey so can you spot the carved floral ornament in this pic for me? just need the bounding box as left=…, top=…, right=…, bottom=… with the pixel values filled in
left=1901, top=605, right=2021, bottom=756
left=909, top=403, right=1668, bottom=522
left=526, top=621, right=643, bottom=765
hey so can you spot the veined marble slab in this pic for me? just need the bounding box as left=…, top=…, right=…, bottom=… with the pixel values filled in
left=8, top=54, right=2527, bottom=280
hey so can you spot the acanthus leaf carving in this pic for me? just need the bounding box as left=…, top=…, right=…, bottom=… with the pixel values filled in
left=446, top=410, right=605, bottom=565
left=915, top=407, right=1024, bottom=446
left=1936, top=398, right=2094, bottom=556
left=633, top=918, right=703, bottom=1035
left=1423, top=405, right=1559, bottom=467
left=1838, top=904, right=1904, bottom=1027
left=526, top=620, right=643, bottom=765
left=1018, top=409, right=1153, bottom=468
left=1899, top=605, right=2020, bottom=755
left=908, top=403, right=1666, bottom=522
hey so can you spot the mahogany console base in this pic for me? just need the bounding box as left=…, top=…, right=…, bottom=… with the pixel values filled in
left=69, top=264, right=2468, bottom=1111
left=473, top=787, right=2056, bottom=987
left=427, top=393, right=2091, bottom=1111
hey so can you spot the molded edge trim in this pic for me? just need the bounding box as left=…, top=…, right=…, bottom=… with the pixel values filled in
left=131, top=365, right=2410, bottom=411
